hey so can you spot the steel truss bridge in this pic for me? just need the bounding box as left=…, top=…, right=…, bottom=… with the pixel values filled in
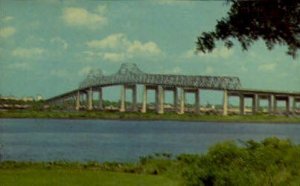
left=46, top=63, right=300, bottom=115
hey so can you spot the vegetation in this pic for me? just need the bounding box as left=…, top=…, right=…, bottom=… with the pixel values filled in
left=197, top=0, right=300, bottom=58
left=1, top=138, right=300, bottom=185
left=0, top=110, right=300, bottom=123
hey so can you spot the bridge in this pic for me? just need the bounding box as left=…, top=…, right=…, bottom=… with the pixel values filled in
left=46, top=63, right=300, bottom=115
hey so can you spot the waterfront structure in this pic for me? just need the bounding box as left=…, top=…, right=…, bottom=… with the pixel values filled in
left=46, top=63, right=300, bottom=115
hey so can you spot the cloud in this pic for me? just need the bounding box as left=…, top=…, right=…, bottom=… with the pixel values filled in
left=50, top=37, right=68, bottom=50
left=2, top=16, right=14, bottom=22
left=0, top=27, right=16, bottom=38
left=87, top=33, right=127, bottom=49
left=62, top=7, right=107, bottom=29
left=127, top=41, right=161, bottom=55
left=12, top=48, right=45, bottom=58
left=103, top=52, right=126, bottom=62
left=86, top=33, right=162, bottom=62
left=184, top=47, right=234, bottom=59
left=258, top=63, right=277, bottom=71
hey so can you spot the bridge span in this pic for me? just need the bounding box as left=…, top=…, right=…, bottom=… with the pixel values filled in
left=46, top=63, right=300, bottom=115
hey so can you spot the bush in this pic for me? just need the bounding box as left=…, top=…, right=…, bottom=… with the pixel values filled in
left=180, top=137, right=300, bottom=186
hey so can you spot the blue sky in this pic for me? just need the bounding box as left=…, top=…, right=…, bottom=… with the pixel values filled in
left=0, top=0, right=299, bottom=103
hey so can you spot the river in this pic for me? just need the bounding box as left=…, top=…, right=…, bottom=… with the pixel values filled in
left=0, top=119, right=299, bottom=162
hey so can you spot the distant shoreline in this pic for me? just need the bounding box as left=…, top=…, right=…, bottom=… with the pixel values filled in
left=0, top=110, right=299, bottom=123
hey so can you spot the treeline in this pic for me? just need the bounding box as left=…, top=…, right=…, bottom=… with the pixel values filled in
left=1, top=137, right=300, bottom=185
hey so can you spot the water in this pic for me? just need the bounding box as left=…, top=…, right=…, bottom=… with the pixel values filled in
left=0, top=119, right=300, bottom=162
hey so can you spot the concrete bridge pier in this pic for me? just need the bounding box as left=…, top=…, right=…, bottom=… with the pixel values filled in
left=268, top=95, right=273, bottom=113
left=178, top=88, right=185, bottom=114
left=75, top=91, right=80, bottom=111
left=223, top=90, right=228, bottom=116
left=195, top=89, right=200, bottom=114
left=87, top=87, right=93, bottom=111
left=252, top=94, right=258, bottom=114
left=173, top=88, right=178, bottom=112
left=157, top=85, right=164, bottom=114
left=98, top=88, right=103, bottom=110
left=141, top=85, right=147, bottom=113
left=239, top=94, right=245, bottom=115
left=132, top=85, right=137, bottom=112
left=120, top=85, right=126, bottom=112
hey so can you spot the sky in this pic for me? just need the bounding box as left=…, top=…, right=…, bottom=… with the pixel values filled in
left=0, top=0, right=299, bottom=104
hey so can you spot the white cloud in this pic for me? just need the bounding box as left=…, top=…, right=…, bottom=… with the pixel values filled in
left=86, top=33, right=162, bottom=62
left=127, top=41, right=161, bottom=55
left=12, top=48, right=45, bottom=58
left=50, top=37, right=68, bottom=50
left=62, top=7, right=107, bottom=29
left=86, top=33, right=128, bottom=48
left=103, top=52, right=126, bottom=62
left=2, top=16, right=14, bottom=22
left=184, top=47, right=234, bottom=59
left=258, top=63, right=277, bottom=71
left=0, top=27, right=16, bottom=38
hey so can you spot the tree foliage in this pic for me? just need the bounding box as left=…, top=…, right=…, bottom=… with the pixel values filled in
left=196, top=0, right=300, bottom=58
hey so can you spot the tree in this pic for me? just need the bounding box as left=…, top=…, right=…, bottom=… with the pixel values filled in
left=196, top=0, right=300, bottom=58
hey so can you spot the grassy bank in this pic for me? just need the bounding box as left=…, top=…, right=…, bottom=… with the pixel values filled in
left=1, top=137, right=300, bottom=185
left=0, top=110, right=300, bottom=123
left=0, top=168, right=178, bottom=186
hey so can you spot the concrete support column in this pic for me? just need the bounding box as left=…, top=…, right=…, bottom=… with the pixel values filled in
left=173, top=88, right=178, bottom=112
left=252, top=94, right=258, bottom=114
left=157, top=85, right=164, bottom=114
left=87, top=87, right=93, bottom=110
left=273, top=96, right=277, bottom=113
left=239, top=94, right=245, bottom=115
left=286, top=97, right=290, bottom=113
left=155, top=87, right=159, bottom=112
left=98, top=88, right=103, bottom=110
left=195, top=89, right=200, bottom=114
left=223, top=90, right=228, bottom=116
left=268, top=95, right=273, bottom=113
left=179, top=88, right=185, bottom=114
left=120, top=85, right=126, bottom=112
left=76, top=91, right=80, bottom=111
left=132, top=85, right=137, bottom=112
left=141, top=85, right=147, bottom=113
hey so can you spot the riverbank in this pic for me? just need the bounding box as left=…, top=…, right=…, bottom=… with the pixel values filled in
left=1, top=137, right=300, bottom=186
left=0, top=110, right=300, bottom=123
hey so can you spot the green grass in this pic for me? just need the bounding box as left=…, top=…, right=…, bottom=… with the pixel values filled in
left=0, top=168, right=179, bottom=186
left=0, top=110, right=300, bottom=123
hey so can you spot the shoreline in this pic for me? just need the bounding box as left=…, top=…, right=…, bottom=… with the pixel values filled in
left=0, top=110, right=300, bottom=123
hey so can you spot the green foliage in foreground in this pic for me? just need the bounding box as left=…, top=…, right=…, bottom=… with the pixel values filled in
left=1, top=110, right=300, bottom=123
left=179, top=137, right=300, bottom=186
left=1, top=137, right=300, bottom=186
